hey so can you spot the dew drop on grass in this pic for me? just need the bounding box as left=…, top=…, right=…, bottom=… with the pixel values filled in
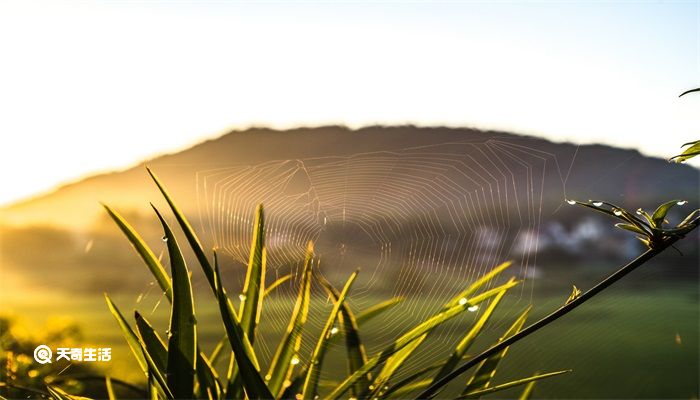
left=265, top=374, right=272, bottom=381
left=458, top=298, right=468, bottom=306
left=468, top=305, right=479, bottom=312
left=677, top=200, right=688, bottom=205
left=613, top=209, right=623, bottom=216
left=636, top=208, right=644, bottom=215
left=290, top=356, right=300, bottom=365
left=239, top=294, right=247, bottom=301
left=592, top=201, right=603, bottom=207
left=330, top=327, right=339, bottom=335
left=162, top=236, right=168, bottom=242
left=566, top=199, right=576, bottom=205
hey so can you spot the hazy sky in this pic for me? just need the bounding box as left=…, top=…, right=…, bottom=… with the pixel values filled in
left=1, top=1, right=698, bottom=205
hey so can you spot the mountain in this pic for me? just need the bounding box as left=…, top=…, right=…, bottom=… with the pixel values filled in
left=1, top=125, right=698, bottom=297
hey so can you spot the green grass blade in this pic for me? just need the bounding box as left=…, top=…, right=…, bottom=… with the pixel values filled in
left=104, top=294, right=148, bottom=376
left=355, top=297, right=404, bottom=326
left=385, top=379, right=431, bottom=399
left=196, top=352, right=223, bottom=400
left=153, top=206, right=197, bottom=399
left=239, top=204, right=266, bottom=342
left=264, top=274, right=293, bottom=297
left=302, top=270, right=359, bottom=400
left=148, top=372, right=158, bottom=400
left=47, top=386, right=73, bottom=400
left=370, top=267, right=516, bottom=397
left=266, top=242, right=314, bottom=398
left=327, top=279, right=519, bottom=399
left=444, top=261, right=512, bottom=309
left=134, top=311, right=168, bottom=375
left=209, top=335, right=228, bottom=367
left=105, top=377, right=116, bottom=400
left=458, top=370, right=571, bottom=399
left=227, top=204, right=266, bottom=399
left=462, top=306, right=531, bottom=395
left=140, top=339, right=175, bottom=399
left=316, top=272, right=371, bottom=398
left=380, top=355, right=472, bottom=398
left=518, top=377, right=537, bottom=400
left=213, top=252, right=272, bottom=400
left=102, top=204, right=172, bottom=302
left=147, top=167, right=217, bottom=294
left=430, top=281, right=510, bottom=385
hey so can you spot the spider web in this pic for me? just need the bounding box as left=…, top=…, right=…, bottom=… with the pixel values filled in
left=194, top=137, right=565, bottom=382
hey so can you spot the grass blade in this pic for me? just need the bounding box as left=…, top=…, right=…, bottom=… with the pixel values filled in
left=213, top=252, right=273, bottom=400
left=227, top=204, right=267, bottom=398
left=462, top=306, right=531, bottom=395
left=209, top=335, right=228, bottom=367
left=105, top=377, right=116, bottom=400
left=102, top=204, right=172, bottom=302
left=355, top=297, right=404, bottom=326
left=134, top=311, right=168, bottom=375
left=302, top=270, right=359, bottom=400
left=104, top=294, right=147, bottom=376
left=140, top=339, right=175, bottom=399
left=239, top=204, right=266, bottom=341
left=264, top=274, right=293, bottom=297
left=444, top=261, right=513, bottom=309
left=316, top=272, right=370, bottom=398
left=266, top=242, right=315, bottom=398
left=147, top=167, right=216, bottom=294
left=371, top=263, right=514, bottom=396
left=518, top=377, right=537, bottom=400
left=327, top=279, right=520, bottom=399
left=153, top=205, right=197, bottom=399
left=430, top=281, right=510, bottom=385
left=458, top=370, right=571, bottom=398
left=196, top=352, right=223, bottom=400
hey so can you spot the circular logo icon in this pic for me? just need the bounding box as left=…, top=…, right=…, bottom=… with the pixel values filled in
left=34, top=345, right=52, bottom=364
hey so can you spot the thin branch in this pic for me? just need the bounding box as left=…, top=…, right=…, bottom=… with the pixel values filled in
left=416, top=223, right=697, bottom=399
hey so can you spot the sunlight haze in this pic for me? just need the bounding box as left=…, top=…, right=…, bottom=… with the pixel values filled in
left=1, top=0, right=698, bottom=205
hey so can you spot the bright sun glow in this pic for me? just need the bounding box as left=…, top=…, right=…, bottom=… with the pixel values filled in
left=0, top=1, right=698, bottom=205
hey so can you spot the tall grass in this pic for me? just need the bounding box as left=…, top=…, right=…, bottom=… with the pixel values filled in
left=95, top=169, right=568, bottom=400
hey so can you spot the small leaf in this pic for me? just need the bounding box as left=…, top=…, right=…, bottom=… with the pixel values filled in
left=651, top=200, right=683, bottom=227
left=566, top=285, right=582, bottom=305
left=614, top=223, right=649, bottom=237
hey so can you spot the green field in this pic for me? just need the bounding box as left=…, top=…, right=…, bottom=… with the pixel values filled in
left=5, top=275, right=697, bottom=399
